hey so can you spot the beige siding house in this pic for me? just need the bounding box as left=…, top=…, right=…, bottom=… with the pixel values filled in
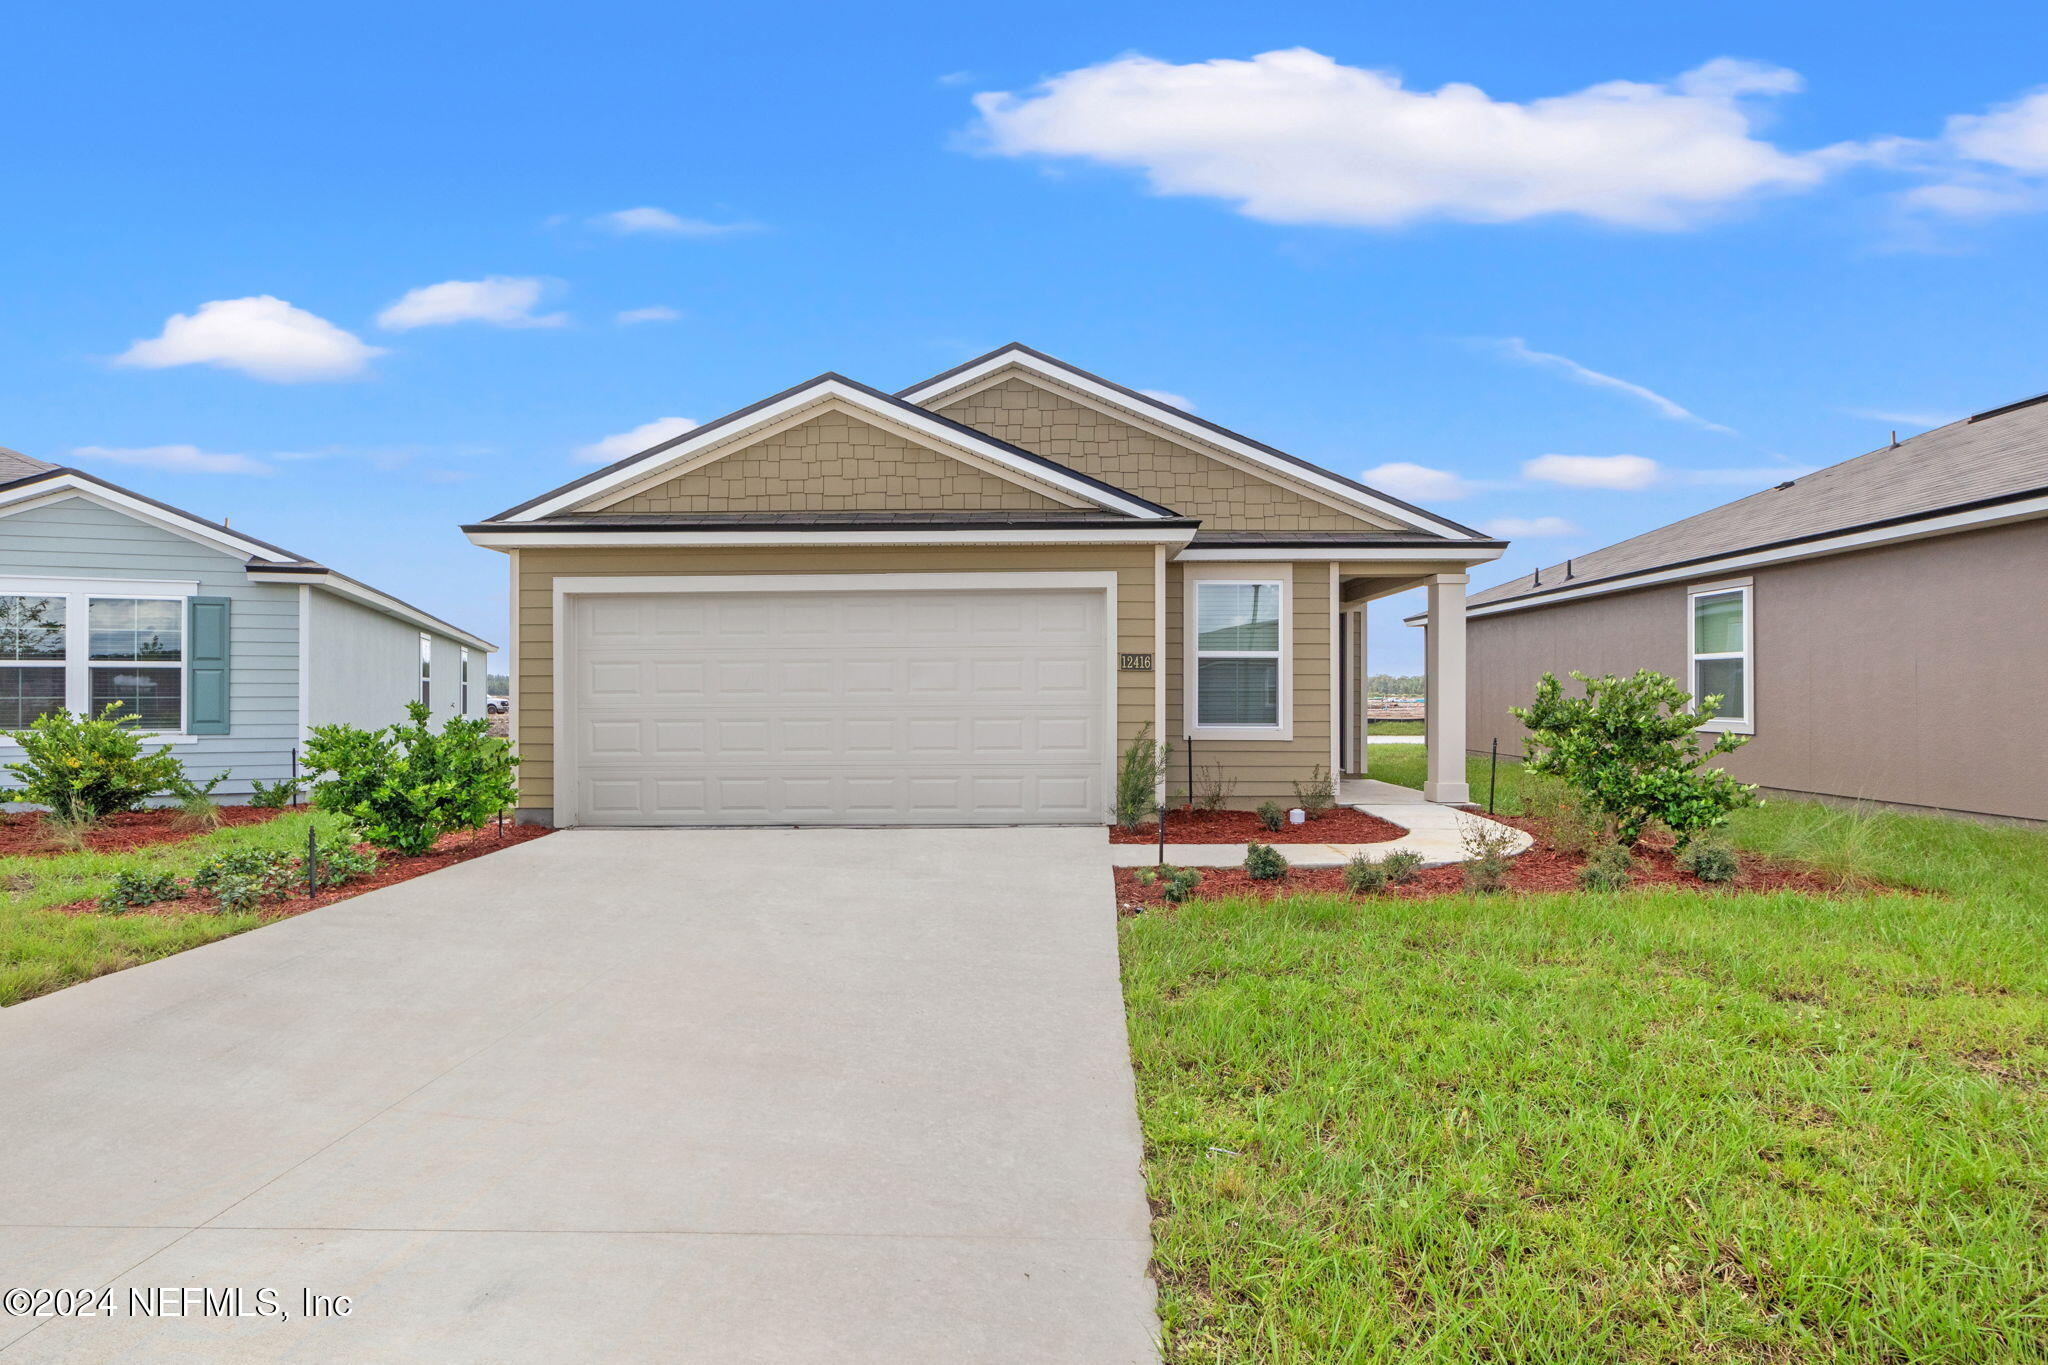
left=466, top=346, right=1503, bottom=826
left=1429, top=394, right=2048, bottom=825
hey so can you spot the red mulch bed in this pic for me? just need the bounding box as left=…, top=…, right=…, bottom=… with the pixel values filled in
left=1116, top=812, right=1861, bottom=909
left=0, top=804, right=294, bottom=856
left=1110, top=806, right=1408, bottom=845
left=50, top=822, right=554, bottom=920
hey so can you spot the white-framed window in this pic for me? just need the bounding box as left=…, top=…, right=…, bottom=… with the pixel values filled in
left=1188, top=576, right=1290, bottom=739
left=1689, top=583, right=1752, bottom=733
left=419, top=633, right=433, bottom=708
left=1, top=583, right=187, bottom=734
left=459, top=647, right=470, bottom=714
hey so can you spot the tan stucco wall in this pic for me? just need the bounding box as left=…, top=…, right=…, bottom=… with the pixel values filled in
left=937, top=375, right=1389, bottom=531
left=1465, top=518, right=2048, bottom=823
left=511, top=544, right=1161, bottom=813
left=600, top=412, right=1067, bottom=513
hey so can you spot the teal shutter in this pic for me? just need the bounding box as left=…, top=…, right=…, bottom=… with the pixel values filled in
left=187, top=597, right=231, bottom=734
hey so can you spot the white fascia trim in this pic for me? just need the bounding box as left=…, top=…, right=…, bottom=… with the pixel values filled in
left=465, top=527, right=1195, bottom=549
left=1175, top=545, right=1505, bottom=563
left=900, top=352, right=1480, bottom=540
left=551, top=570, right=1120, bottom=595
left=0, top=475, right=298, bottom=563
left=1460, top=493, right=2048, bottom=622
left=509, top=378, right=1169, bottom=522
left=247, top=570, right=497, bottom=652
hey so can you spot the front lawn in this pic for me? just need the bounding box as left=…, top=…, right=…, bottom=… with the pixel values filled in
left=1365, top=719, right=1425, bottom=735
left=1125, top=748, right=2048, bottom=1361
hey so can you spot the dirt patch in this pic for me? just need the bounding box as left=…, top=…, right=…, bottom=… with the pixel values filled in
left=1110, top=806, right=1408, bottom=845
left=0, top=804, right=294, bottom=857
left=1117, top=812, right=1859, bottom=909
left=51, top=821, right=553, bottom=919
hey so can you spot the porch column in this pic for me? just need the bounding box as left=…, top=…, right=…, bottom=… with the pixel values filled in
left=1423, top=573, right=1470, bottom=803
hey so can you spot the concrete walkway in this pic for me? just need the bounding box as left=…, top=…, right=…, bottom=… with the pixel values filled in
left=1109, top=780, right=1531, bottom=869
left=0, top=828, right=1156, bottom=1364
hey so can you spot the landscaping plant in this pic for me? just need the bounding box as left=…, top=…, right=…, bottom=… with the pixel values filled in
left=190, top=847, right=298, bottom=913
left=1, top=704, right=184, bottom=822
left=1679, top=838, right=1741, bottom=884
left=1113, top=723, right=1171, bottom=830
left=1136, top=865, right=1204, bottom=903
left=1291, top=765, right=1337, bottom=819
left=302, top=702, right=519, bottom=855
left=97, top=868, right=184, bottom=912
left=169, top=770, right=231, bottom=830
left=1192, top=764, right=1236, bottom=813
left=1578, top=840, right=1637, bottom=892
left=1517, top=771, right=1607, bottom=855
left=1511, top=669, right=1759, bottom=848
left=1243, top=840, right=1288, bottom=881
left=1380, top=849, right=1425, bottom=884
left=1458, top=815, right=1517, bottom=893
left=1342, top=852, right=1389, bottom=894
left=246, top=776, right=301, bottom=809
left=1255, top=799, right=1286, bottom=832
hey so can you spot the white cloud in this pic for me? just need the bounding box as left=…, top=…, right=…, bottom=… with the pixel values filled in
left=1841, top=406, right=1959, bottom=428
left=970, top=49, right=1828, bottom=229
left=1522, top=453, right=1662, bottom=490
left=377, top=277, right=565, bottom=331
left=71, top=444, right=272, bottom=476
left=1681, top=464, right=1814, bottom=487
left=115, top=296, right=383, bottom=383
left=591, top=207, right=756, bottom=237
left=1482, top=515, right=1579, bottom=538
left=1495, top=338, right=1735, bottom=433
left=1138, top=388, right=1195, bottom=411
left=573, top=417, right=699, bottom=465
left=1854, top=89, right=2048, bottom=219
left=615, top=306, right=682, bottom=325
left=1362, top=461, right=1474, bottom=501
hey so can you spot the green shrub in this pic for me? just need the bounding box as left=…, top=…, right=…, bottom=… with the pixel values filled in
left=98, top=868, right=185, bottom=912
left=1255, top=800, right=1286, bottom=832
left=1678, top=838, right=1741, bottom=884
left=1291, top=765, right=1336, bottom=819
left=307, top=833, right=379, bottom=888
left=191, top=847, right=297, bottom=913
left=302, top=703, right=519, bottom=855
left=1244, top=840, right=1289, bottom=881
left=1511, top=669, right=1759, bottom=849
left=1459, top=816, right=1518, bottom=894
left=1136, top=864, right=1204, bottom=902
left=246, top=776, right=301, bottom=809
left=1577, top=841, right=1636, bottom=892
left=1343, top=852, right=1388, bottom=894
left=1, top=704, right=185, bottom=822
left=168, top=770, right=231, bottom=830
left=1193, top=764, right=1236, bottom=813
left=1113, top=723, right=1172, bottom=831
left=1381, top=849, right=1426, bottom=884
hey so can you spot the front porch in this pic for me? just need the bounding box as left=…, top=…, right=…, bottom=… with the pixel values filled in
left=1336, top=567, right=1471, bottom=803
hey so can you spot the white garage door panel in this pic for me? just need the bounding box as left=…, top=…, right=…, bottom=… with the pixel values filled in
left=568, top=589, right=1108, bottom=825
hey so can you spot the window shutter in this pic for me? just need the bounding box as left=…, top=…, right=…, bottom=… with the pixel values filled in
left=187, top=597, right=231, bottom=734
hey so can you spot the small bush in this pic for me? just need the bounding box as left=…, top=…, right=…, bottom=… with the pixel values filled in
left=1518, top=773, right=1607, bottom=856
left=1, top=705, right=185, bottom=822
left=1343, top=853, right=1389, bottom=894
left=1255, top=800, right=1286, bottom=832
left=191, top=847, right=296, bottom=913
left=39, top=810, right=93, bottom=852
left=1291, top=765, right=1336, bottom=819
left=1381, top=849, right=1426, bottom=884
left=1137, top=864, right=1204, bottom=902
left=1193, top=764, right=1237, bottom=813
left=310, top=837, right=379, bottom=888
left=1244, top=840, right=1289, bottom=881
left=1113, top=723, right=1172, bottom=831
left=169, top=770, right=231, bottom=830
left=98, top=868, right=185, bottom=912
left=1459, top=816, right=1519, bottom=894
left=1578, top=841, right=1637, bottom=892
left=247, top=777, right=301, bottom=809
left=1679, top=838, right=1740, bottom=884
left=303, top=703, right=520, bottom=855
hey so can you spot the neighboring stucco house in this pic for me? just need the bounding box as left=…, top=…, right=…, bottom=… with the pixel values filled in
left=1, top=448, right=495, bottom=803
left=465, top=345, right=1504, bottom=827
left=1424, top=393, right=2048, bottom=825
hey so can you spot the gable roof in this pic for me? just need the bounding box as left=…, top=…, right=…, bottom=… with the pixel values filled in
left=896, top=343, right=1489, bottom=542
left=1462, top=394, right=2048, bottom=616
left=486, top=372, right=1181, bottom=524
left=0, top=457, right=494, bottom=650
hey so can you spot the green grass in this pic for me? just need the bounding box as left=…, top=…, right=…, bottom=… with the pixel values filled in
left=0, top=810, right=355, bottom=1006
left=1364, top=719, right=1425, bottom=735
left=1126, top=746, right=2048, bottom=1362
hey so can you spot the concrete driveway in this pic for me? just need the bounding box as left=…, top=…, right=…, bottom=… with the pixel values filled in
left=0, top=828, right=1157, bottom=1363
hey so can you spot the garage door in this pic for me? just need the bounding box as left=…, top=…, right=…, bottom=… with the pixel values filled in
left=566, top=589, right=1108, bottom=825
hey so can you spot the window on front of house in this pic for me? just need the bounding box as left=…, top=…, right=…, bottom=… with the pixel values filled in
left=419, top=634, right=433, bottom=708
left=459, top=648, right=470, bottom=714
left=1194, top=580, right=1284, bottom=730
left=1, top=592, right=185, bottom=731
left=1689, top=585, right=1751, bottom=731
left=0, top=595, right=67, bottom=728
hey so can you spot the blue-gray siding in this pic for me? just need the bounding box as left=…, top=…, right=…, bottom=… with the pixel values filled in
left=307, top=590, right=484, bottom=730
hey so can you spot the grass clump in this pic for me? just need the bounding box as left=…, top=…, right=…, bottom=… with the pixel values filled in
left=1136, top=865, right=1204, bottom=903
left=1679, top=837, right=1740, bottom=883
left=1341, top=852, right=1388, bottom=894
left=1577, top=840, right=1636, bottom=891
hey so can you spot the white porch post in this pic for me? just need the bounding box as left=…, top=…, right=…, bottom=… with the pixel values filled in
left=1423, top=572, right=1470, bottom=803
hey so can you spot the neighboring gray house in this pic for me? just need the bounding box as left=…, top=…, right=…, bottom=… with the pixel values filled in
left=1, top=448, right=494, bottom=803
left=1414, top=392, right=2048, bottom=825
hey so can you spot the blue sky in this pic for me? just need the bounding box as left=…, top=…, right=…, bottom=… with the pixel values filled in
left=8, top=2, right=2048, bottom=673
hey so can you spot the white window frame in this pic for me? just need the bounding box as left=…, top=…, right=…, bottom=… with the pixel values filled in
left=1688, top=582, right=1753, bottom=735
left=459, top=646, right=471, bottom=715
left=0, top=575, right=200, bottom=745
left=419, top=633, right=433, bottom=708
left=1185, top=569, right=1292, bottom=741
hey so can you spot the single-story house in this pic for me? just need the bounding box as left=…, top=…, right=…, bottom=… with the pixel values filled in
left=1419, top=391, right=2048, bottom=825
left=1, top=447, right=495, bottom=803
left=464, top=344, right=1504, bottom=827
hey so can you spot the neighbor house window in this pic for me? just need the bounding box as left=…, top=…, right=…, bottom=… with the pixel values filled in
left=0, top=587, right=185, bottom=733
left=1192, top=579, right=1286, bottom=733
left=459, top=648, right=470, bottom=713
left=1689, top=584, right=1751, bottom=732
left=419, top=634, right=433, bottom=708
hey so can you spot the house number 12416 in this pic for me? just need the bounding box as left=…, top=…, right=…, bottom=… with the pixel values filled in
left=1118, top=653, right=1154, bottom=672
